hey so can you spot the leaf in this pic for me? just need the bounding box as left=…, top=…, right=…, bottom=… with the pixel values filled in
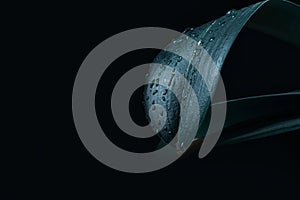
left=144, top=0, right=300, bottom=152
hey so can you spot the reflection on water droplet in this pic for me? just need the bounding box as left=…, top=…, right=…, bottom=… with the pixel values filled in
left=197, top=40, right=203, bottom=46
left=209, top=37, right=215, bottom=42
left=226, top=9, right=236, bottom=15
left=181, top=142, right=184, bottom=147
left=193, top=49, right=200, bottom=55
left=232, top=14, right=236, bottom=18
left=219, top=21, right=226, bottom=26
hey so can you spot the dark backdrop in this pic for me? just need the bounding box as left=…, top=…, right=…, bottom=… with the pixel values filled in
left=25, top=0, right=300, bottom=198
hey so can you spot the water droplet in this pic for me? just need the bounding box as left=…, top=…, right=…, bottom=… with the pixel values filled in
left=208, top=30, right=213, bottom=34
left=193, top=49, right=200, bottom=55
left=172, top=67, right=176, bottom=72
left=162, top=96, right=166, bottom=101
left=152, top=105, right=156, bottom=110
left=160, top=111, right=164, bottom=116
left=167, top=60, right=172, bottom=65
left=219, top=21, right=226, bottom=26
left=183, top=94, right=188, bottom=100
left=226, top=9, right=236, bottom=15
left=173, top=38, right=183, bottom=44
left=209, top=37, right=215, bottom=42
left=145, top=73, right=149, bottom=77
left=180, top=142, right=184, bottom=147
left=197, top=40, right=203, bottom=46
left=152, top=100, right=155, bottom=105
left=177, top=56, right=182, bottom=62
left=150, top=83, right=154, bottom=88
left=190, top=28, right=194, bottom=31
left=232, top=14, right=236, bottom=18
left=152, top=90, right=158, bottom=95
left=156, top=78, right=159, bottom=83
left=162, top=89, right=167, bottom=95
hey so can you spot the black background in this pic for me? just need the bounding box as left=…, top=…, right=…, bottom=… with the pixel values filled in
left=16, top=0, right=300, bottom=198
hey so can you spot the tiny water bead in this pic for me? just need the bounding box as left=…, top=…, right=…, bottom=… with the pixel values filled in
left=172, top=38, right=183, bottom=44
left=162, top=89, right=168, bottom=95
left=219, top=21, right=226, bottom=26
left=193, top=49, right=200, bottom=55
left=226, top=9, right=236, bottom=15
left=209, top=37, right=215, bottom=42
left=152, top=90, right=158, bottom=95
left=197, top=40, right=204, bottom=46
left=208, top=30, right=213, bottom=34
